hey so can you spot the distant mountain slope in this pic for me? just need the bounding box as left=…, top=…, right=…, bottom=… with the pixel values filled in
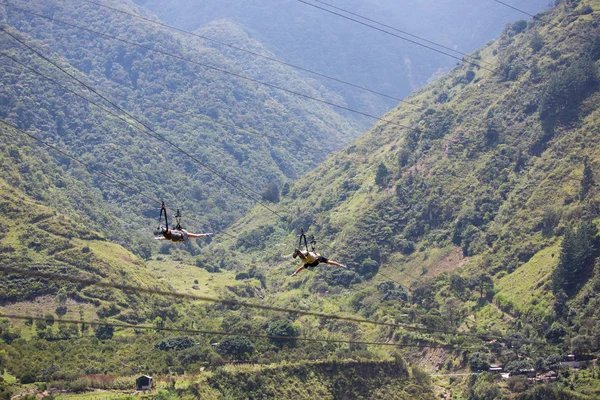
left=0, top=0, right=359, bottom=254
left=137, top=0, right=549, bottom=117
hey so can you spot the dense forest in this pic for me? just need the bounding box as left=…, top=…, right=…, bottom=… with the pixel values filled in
left=0, top=0, right=359, bottom=257
left=2, top=0, right=600, bottom=399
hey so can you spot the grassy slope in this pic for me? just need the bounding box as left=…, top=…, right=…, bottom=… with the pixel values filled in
left=0, top=176, right=167, bottom=317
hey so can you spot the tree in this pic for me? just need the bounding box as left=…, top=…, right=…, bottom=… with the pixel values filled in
left=545, top=322, right=567, bottom=343
left=56, top=287, right=68, bottom=317
left=281, top=182, right=290, bottom=197
left=375, top=162, right=389, bottom=187
left=529, top=32, right=544, bottom=52
left=441, top=297, right=463, bottom=325
left=44, top=314, right=55, bottom=326
left=261, top=182, right=280, bottom=203
left=511, top=20, right=528, bottom=34
left=505, top=360, right=533, bottom=374
left=154, top=336, right=195, bottom=351
left=465, top=70, right=476, bottom=83
left=580, top=157, right=594, bottom=201
left=55, top=287, right=67, bottom=305
left=94, top=325, right=114, bottom=340
left=217, top=337, right=254, bottom=360
left=539, top=57, right=598, bottom=131
left=551, top=221, right=599, bottom=296
left=267, top=319, right=299, bottom=347
left=449, top=274, right=467, bottom=298
left=469, top=352, right=490, bottom=372
left=571, top=335, right=594, bottom=355
left=471, top=273, right=493, bottom=298
left=0, top=350, right=6, bottom=370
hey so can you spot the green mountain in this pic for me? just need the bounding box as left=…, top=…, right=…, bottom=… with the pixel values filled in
left=208, top=0, right=600, bottom=397
left=0, top=0, right=359, bottom=258
left=3, top=0, right=600, bottom=398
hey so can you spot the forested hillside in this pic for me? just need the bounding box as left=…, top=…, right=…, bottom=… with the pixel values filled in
left=137, top=0, right=548, bottom=116
left=0, top=0, right=358, bottom=257
left=210, top=0, right=600, bottom=397
left=3, top=0, right=600, bottom=399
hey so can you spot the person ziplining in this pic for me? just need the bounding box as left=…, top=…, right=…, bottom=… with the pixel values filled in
left=155, top=201, right=212, bottom=242
left=290, top=229, right=347, bottom=277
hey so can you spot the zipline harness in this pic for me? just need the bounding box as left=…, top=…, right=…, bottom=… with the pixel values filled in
left=298, top=228, right=317, bottom=252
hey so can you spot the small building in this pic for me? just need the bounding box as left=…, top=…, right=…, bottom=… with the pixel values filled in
left=560, top=361, right=582, bottom=369
left=510, top=368, right=536, bottom=378
left=489, top=365, right=504, bottom=373
left=536, top=371, right=558, bottom=383
left=136, top=375, right=153, bottom=391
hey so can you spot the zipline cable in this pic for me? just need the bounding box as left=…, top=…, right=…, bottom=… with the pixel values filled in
left=0, top=118, right=285, bottom=257
left=0, top=265, right=501, bottom=340
left=492, top=0, right=592, bottom=41
left=0, top=119, right=160, bottom=206
left=78, top=0, right=417, bottom=107
left=0, top=50, right=357, bottom=164
left=2, top=4, right=414, bottom=131
left=0, top=313, right=482, bottom=350
left=0, top=51, right=353, bottom=220
left=0, top=25, right=288, bottom=219
left=308, top=0, right=498, bottom=70
left=141, top=102, right=360, bottom=163
left=297, top=0, right=497, bottom=74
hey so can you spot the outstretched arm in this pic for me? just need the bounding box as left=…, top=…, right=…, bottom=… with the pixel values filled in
left=154, top=237, right=168, bottom=241
left=291, top=264, right=307, bottom=277
left=187, top=232, right=213, bottom=238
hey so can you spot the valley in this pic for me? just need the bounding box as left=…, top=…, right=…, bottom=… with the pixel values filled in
left=2, top=0, right=600, bottom=399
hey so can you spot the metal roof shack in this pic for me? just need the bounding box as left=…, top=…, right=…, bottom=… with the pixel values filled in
left=136, top=375, right=153, bottom=391
left=489, top=364, right=504, bottom=373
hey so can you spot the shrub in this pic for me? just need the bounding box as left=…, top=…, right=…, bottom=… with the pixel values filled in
left=94, top=325, right=114, bottom=341
left=579, top=4, right=593, bottom=14
left=154, top=336, right=195, bottom=351
left=20, top=372, right=37, bottom=384
left=539, top=57, right=598, bottom=130
left=469, top=352, right=490, bottom=371
left=530, top=32, right=544, bottom=52
left=67, top=377, right=91, bottom=393
left=512, top=20, right=528, bottom=34
left=267, top=319, right=299, bottom=347
left=217, top=337, right=254, bottom=360
left=235, top=272, right=249, bottom=280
